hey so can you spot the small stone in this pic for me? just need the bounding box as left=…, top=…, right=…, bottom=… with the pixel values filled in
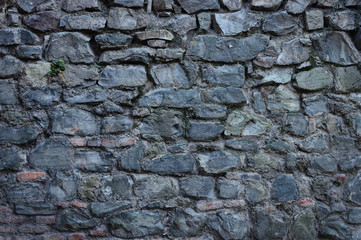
left=194, top=105, right=227, bottom=119
left=218, top=179, right=242, bottom=199
left=99, top=47, right=156, bottom=64
left=95, top=33, right=132, bottom=49
left=226, top=138, right=259, bottom=152
left=303, top=95, right=328, bottom=116
left=187, top=121, right=224, bottom=141
left=295, top=67, right=333, bottom=91
left=317, top=0, right=338, bottom=7
left=246, top=181, right=267, bottom=204
left=24, top=11, right=59, bottom=32
left=114, top=0, right=144, bottom=7
left=0, top=127, right=38, bottom=144
left=198, top=12, right=211, bottom=31
left=197, top=151, right=240, bottom=174
left=225, top=110, right=271, bottom=136
left=99, top=65, right=147, bottom=88
left=247, top=154, right=278, bottom=172
left=286, top=113, right=308, bottom=136
left=17, top=0, right=49, bottom=12
left=15, top=202, right=55, bottom=215
left=306, top=10, right=324, bottom=30
left=0, top=28, right=39, bottom=46
left=222, top=0, right=242, bottom=10
left=7, top=184, right=43, bottom=203
left=180, top=176, right=215, bottom=198
left=251, top=0, right=283, bottom=10
left=63, top=65, right=99, bottom=87
left=62, top=14, right=106, bottom=32
left=276, top=39, right=310, bottom=65
left=265, top=139, right=295, bottom=153
left=299, top=134, right=328, bottom=153
left=64, top=87, right=108, bottom=104
left=290, top=209, right=317, bottom=240
left=147, top=154, right=195, bottom=174
left=74, top=150, right=112, bottom=172
left=309, top=156, right=337, bottom=174
left=253, top=56, right=274, bottom=68
left=334, top=66, right=361, bottom=93
left=153, top=0, right=173, bottom=11
left=17, top=45, right=42, bottom=60
left=327, top=10, right=356, bottom=31
left=109, top=90, right=138, bottom=106
left=22, top=88, right=60, bottom=106
left=271, top=174, right=299, bottom=202
left=102, top=175, right=133, bottom=200
left=169, top=208, right=207, bottom=237
left=136, top=30, right=174, bottom=41
left=178, top=0, right=220, bottom=13
left=208, top=211, right=248, bottom=240
left=286, top=0, right=314, bottom=14
left=0, top=56, right=22, bottom=78
left=0, top=81, right=18, bottom=104
left=345, top=0, right=361, bottom=6
left=46, top=173, right=77, bottom=202
left=90, top=202, right=132, bottom=217
left=0, top=148, right=25, bottom=171
left=78, top=176, right=100, bottom=201
left=62, top=0, right=101, bottom=12
left=201, top=64, right=245, bottom=87
left=214, top=10, right=260, bottom=36
left=347, top=208, right=361, bottom=224
left=330, top=135, right=355, bottom=152
left=138, top=89, right=201, bottom=108
left=107, top=7, right=149, bottom=30
left=262, top=12, right=297, bottom=35
left=253, top=212, right=288, bottom=240
left=147, top=40, right=167, bottom=48
left=203, top=87, right=247, bottom=105
left=165, top=14, right=197, bottom=35
left=56, top=210, right=99, bottom=231
left=119, top=143, right=144, bottom=171
left=133, top=175, right=178, bottom=200
left=319, top=216, right=352, bottom=240
left=258, top=67, right=292, bottom=84
left=23, top=61, right=50, bottom=87
left=338, top=155, right=361, bottom=172
left=102, top=116, right=132, bottom=134
left=150, top=63, right=190, bottom=88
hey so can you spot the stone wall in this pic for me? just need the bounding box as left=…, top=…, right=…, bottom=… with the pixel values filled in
left=0, top=0, right=360, bottom=239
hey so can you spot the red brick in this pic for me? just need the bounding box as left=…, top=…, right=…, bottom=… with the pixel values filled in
left=336, top=174, right=346, bottom=183
left=0, top=225, right=15, bottom=233
left=17, top=172, right=46, bottom=181
left=18, top=224, right=48, bottom=234
left=71, top=138, right=87, bottom=147
left=299, top=199, right=315, bottom=207
left=70, top=201, right=88, bottom=209
left=68, top=233, right=85, bottom=240
left=56, top=202, right=68, bottom=208
left=196, top=200, right=223, bottom=211
left=90, top=227, right=108, bottom=237
left=36, top=216, right=55, bottom=224
left=39, top=234, right=66, bottom=240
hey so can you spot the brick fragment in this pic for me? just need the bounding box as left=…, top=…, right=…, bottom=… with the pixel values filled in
left=17, top=171, right=46, bottom=181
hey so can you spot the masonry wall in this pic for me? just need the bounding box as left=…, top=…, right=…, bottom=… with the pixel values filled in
left=0, top=0, right=361, bottom=239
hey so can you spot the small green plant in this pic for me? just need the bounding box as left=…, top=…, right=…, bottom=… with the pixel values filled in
left=48, top=60, right=65, bottom=83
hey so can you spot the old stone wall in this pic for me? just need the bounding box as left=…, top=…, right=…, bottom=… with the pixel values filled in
left=0, top=0, right=360, bottom=239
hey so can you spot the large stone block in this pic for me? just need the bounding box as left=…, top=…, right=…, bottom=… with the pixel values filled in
left=170, top=208, right=207, bottom=237
left=138, top=89, right=201, bottom=108
left=24, top=12, right=59, bottom=32
left=201, top=64, right=245, bottom=87
left=0, top=28, right=39, bottom=46
left=197, top=151, right=240, bottom=174
left=180, top=176, right=215, bottom=198
left=214, top=10, right=260, bottom=36
left=262, top=12, right=297, bottom=35
left=271, top=174, right=299, bottom=202
left=146, top=154, right=195, bottom=174
left=0, top=127, right=38, bottom=144
left=0, top=56, right=22, bottom=78
left=150, top=63, right=190, bottom=88
left=99, top=65, right=147, bottom=88
left=107, top=8, right=149, bottom=30
left=187, top=121, right=224, bottom=141
left=133, top=175, right=178, bottom=200
left=178, top=0, right=220, bottom=13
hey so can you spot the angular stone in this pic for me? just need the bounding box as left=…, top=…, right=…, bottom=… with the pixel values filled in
left=107, top=8, right=149, bottom=30
left=100, top=47, right=156, bottom=64
left=222, top=0, right=242, bottom=10
left=272, top=174, right=299, bottom=202
left=203, top=87, right=247, bottom=105
left=319, top=216, right=352, bottom=240
left=258, top=67, right=292, bottom=84
left=251, top=0, right=283, bottom=10
left=24, top=11, right=59, bottom=32
left=17, top=45, right=42, bottom=60
left=0, top=148, right=25, bottom=171
left=62, top=0, right=101, bottom=12
left=138, top=89, right=201, bottom=108
left=64, top=87, right=108, bottom=104
left=253, top=212, right=288, bottom=240
left=262, top=12, right=297, bottom=35
left=62, top=14, right=106, bottom=32
left=309, top=156, right=337, bottom=174
left=108, top=212, right=164, bottom=238
left=74, top=150, right=111, bottom=172
left=306, top=10, right=324, bottom=30
left=208, top=211, right=248, bottom=240
left=299, top=134, right=328, bottom=153
left=335, top=66, right=361, bottom=93
left=338, top=155, right=361, bottom=172
left=225, top=110, right=271, bottom=136
left=345, top=0, right=361, bottom=6
left=180, top=176, right=215, bottom=198
left=7, top=184, right=43, bottom=203
left=348, top=172, right=361, bottom=205
left=102, top=175, right=133, bottom=200
left=285, top=113, right=308, bottom=136
left=347, top=208, right=361, bottom=224
left=17, top=0, right=49, bottom=12
left=45, top=32, right=94, bottom=64
left=0, top=81, right=17, bottom=104
left=286, top=0, right=313, bottom=14
left=198, top=151, right=240, bottom=174
left=226, top=138, right=259, bottom=152
left=317, top=0, right=338, bottom=7
left=133, top=175, right=178, bottom=200
left=22, top=88, right=60, bottom=106
left=201, top=64, right=245, bottom=87
left=56, top=210, right=99, bottom=231
left=194, top=105, right=227, bottom=119
left=50, top=109, right=98, bottom=136
left=276, top=39, right=310, bottom=65
left=303, top=95, right=328, bottom=116
left=15, top=202, right=55, bottom=215
left=170, top=208, right=207, bottom=237
left=0, top=127, right=38, bottom=144
left=0, top=28, right=39, bottom=46
left=63, top=65, right=99, bottom=87
left=46, top=173, right=77, bottom=202
left=265, top=139, right=295, bottom=153
left=99, top=65, right=147, bottom=88
left=330, top=135, right=355, bottom=152
left=109, top=90, right=138, bottom=106
left=150, top=63, right=190, bottom=88
left=114, top=0, right=144, bottom=6
left=90, top=202, right=132, bottom=217
left=187, top=34, right=269, bottom=62
left=188, top=121, right=224, bottom=141
left=119, top=143, right=144, bottom=171
left=266, top=85, right=300, bottom=112
left=247, top=154, right=278, bottom=172
left=295, top=67, right=334, bottom=91
left=102, top=116, right=132, bottom=134
left=147, top=154, right=195, bottom=174
left=349, top=114, right=361, bottom=137
left=0, top=56, right=22, bottom=78
left=312, top=31, right=361, bottom=66
left=246, top=181, right=267, bottom=204
left=253, top=56, right=274, bottom=68
left=95, top=33, right=132, bottom=49
left=136, top=30, right=174, bottom=41
left=153, top=0, right=173, bottom=11
left=23, top=61, right=51, bottom=87
left=78, top=176, right=99, bottom=201
left=178, top=0, right=220, bottom=13
left=156, top=48, right=185, bottom=61
left=328, top=10, right=356, bottom=31
left=165, top=14, right=197, bottom=35
left=218, top=179, right=242, bottom=199
left=290, top=210, right=316, bottom=240
left=215, top=10, right=260, bottom=36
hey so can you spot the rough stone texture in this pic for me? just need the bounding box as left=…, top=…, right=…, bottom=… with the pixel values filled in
left=120, top=143, right=144, bottom=171
left=214, top=10, right=260, bottom=36
left=178, top=0, right=220, bottom=13
left=0, top=28, right=39, bottom=46
left=218, top=179, right=242, bottom=199
left=61, top=14, right=107, bottom=32
left=295, top=67, right=333, bottom=91
left=74, top=150, right=112, bottom=172
left=99, top=65, right=147, bottom=88
left=147, top=154, right=195, bottom=174
left=107, top=8, right=149, bottom=30
left=306, top=10, right=324, bottom=30
left=114, top=0, right=145, bottom=7
left=222, top=0, right=242, bottom=10
left=170, top=208, right=207, bottom=237
left=99, top=47, right=156, bottom=64
left=198, top=151, right=240, bottom=174
left=203, top=87, right=247, bottom=105
left=17, top=0, right=49, bottom=13
left=0, top=81, right=18, bottom=104
left=188, top=121, right=224, bottom=141
left=263, top=12, right=297, bottom=35
left=328, top=10, right=356, bottom=31
left=201, top=64, right=245, bottom=87
left=102, top=175, right=133, bottom=200
left=133, top=175, right=178, bottom=200
left=271, top=174, right=299, bottom=202
left=0, top=56, right=22, bottom=78
left=24, top=11, right=59, bottom=32
left=62, top=0, right=101, bottom=12
left=251, top=0, right=283, bottom=10
left=208, top=211, right=248, bottom=239
left=334, top=66, right=361, bottom=93
left=139, top=89, right=201, bottom=108
left=0, top=148, right=25, bottom=170
left=150, top=63, right=190, bottom=88
left=17, top=45, right=42, bottom=60
left=56, top=210, right=99, bottom=231
left=95, top=33, right=132, bottom=49
left=276, top=39, right=310, bottom=65
left=0, top=127, right=38, bottom=144
left=290, top=209, right=317, bottom=240
left=286, top=0, right=314, bottom=14
left=180, top=176, right=215, bottom=198
left=253, top=211, right=287, bottom=240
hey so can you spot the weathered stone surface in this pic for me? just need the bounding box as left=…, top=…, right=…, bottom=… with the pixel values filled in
left=258, top=67, right=292, bottom=84
left=108, top=212, right=164, bottom=238
left=198, top=151, right=240, bottom=174
left=251, top=0, right=283, bottom=10
left=247, top=154, right=278, bottom=172
left=349, top=114, right=361, bottom=137
left=214, top=10, right=260, bottom=36
left=222, top=0, right=242, bottom=10
left=203, top=87, right=247, bottom=105
left=23, top=61, right=50, bottom=87
left=109, top=90, right=138, bottom=106
left=0, top=56, right=22, bottom=78
left=345, top=0, right=361, bottom=6
left=147, top=154, right=195, bottom=174
left=91, top=202, right=131, bottom=217
left=95, top=33, right=132, bottom=49
left=347, top=208, right=361, bottom=224
left=348, top=172, right=361, bottom=205
left=7, top=184, right=43, bottom=203
left=99, top=65, right=147, bottom=88
left=276, top=39, right=310, bottom=65
left=286, top=0, right=314, bottom=14
left=56, top=210, right=99, bottom=231
left=253, top=211, right=287, bottom=240
left=156, top=48, right=185, bottom=61
left=201, top=64, right=245, bottom=87
left=17, top=45, right=42, bottom=60
left=62, top=64, right=99, bottom=87
left=208, top=211, right=248, bottom=239
left=178, top=0, right=220, bottom=13
left=78, top=176, right=99, bottom=201
left=50, top=109, right=98, bottom=136
left=120, top=143, right=144, bottom=171
left=309, top=156, right=337, bottom=174
left=100, top=47, right=156, bottom=64
left=295, top=67, right=333, bottom=91
left=312, top=31, right=361, bottom=66
left=246, top=181, right=267, bottom=204
left=102, top=116, right=132, bottom=134
left=266, top=85, right=300, bottom=112
left=306, top=10, right=324, bottom=30
left=335, top=66, right=361, bottom=93
left=45, top=32, right=94, bottom=64
left=64, top=87, right=108, bottom=104
left=24, top=11, right=59, bottom=32
left=0, top=148, right=25, bottom=170
left=23, top=88, right=60, bottom=106
left=263, top=12, right=297, bottom=35
left=328, top=10, right=356, bottom=31
left=0, top=81, right=17, bottom=104
left=114, top=0, right=144, bottom=7
left=188, top=121, right=224, bottom=141
left=46, top=173, right=77, bottom=202
left=187, top=34, right=269, bottom=62
left=286, top=113, right=308, bottom=136
left=299, top=134, right=328, bottom=153
left=317, top=0, right=338, bottom=7
left=0, top=28, right=39, bottom=46
left=330, top=135, right=355, bottom=152
left=150, top=64, right=190, bottom=88
left=107, top=8, right=149, bottom=30
left=265, top=139, right=295, bottom=153
left=338, top=155, right=361, bottom=172
left=17, top=0, right=49, bottom=12
left=102, top=175, right=133, bottom=200
left=180, top=176, right=215, bottom=198
left=62, top=14, right=106, bottom=32
left=226, top=138, right=259, bottom=152
left=290, top=209, right=317, bottom=240
left=136, top=30, right=174, bottom=41
left=303, top=95, right=328, bottom=116
left=139, top=89, right=201, bottom=108
left=74, top=150, right=112, bottom=172
left=194, top=105, right=227, bottom=119
left=133, top=175, right=178, bottom=200
left=15, top=202, right=55, bottom=215
left=271, top=174, right=299, bottom=202
left=0, top=127, right=38, bottom=144
left=218, top=179, right=242, bottom=199
left=165, top=14, right=197, bottom=35
left=319, top=216, right=352, bottom=240
left=170, top=208, right=207, bottom=237
left=62, top=0, right=101, bottom=12
left=29, top=138, right=71, bottom=170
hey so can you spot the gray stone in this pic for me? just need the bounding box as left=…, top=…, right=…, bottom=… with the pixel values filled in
left=208, top=211, right=248, bottom=240
left=253, top=91, right=267, bottom=113
left=306, top=10, right=324, bottom=30
left=187, top=34, right=269, bottom=62
left=180, top=176, right=215, bottom=198
left=226, top=138, right=259, bottom=152
left=271, top=174, right=299, bottom=202
left=74, top=150, right=112, bottom=172
left=198, top=12, right=212, bottom=31
left=99, top=65, right=147, bottom=88
left=290, top=209, right=317, bottom=240
left=203, top=87, right=247, bottom=105
left=0, top=127, right=38, bottom=144
left=107, top=8, right=149, bottom=30
left=312, top=31, right=361, bottom=66
left=64, top=87, right=108, bottom=104
left=133, top=175, right=178, bottom=200
left=347, top=208, right=361, bottom=224
left=147, top=154, right=195, bottom=174
left=0, top=28, right=39, bottom=46
left=46, top=173, right=77, bottom=202
left=153, top=0, right=173, bottom=11
left=62, top=14, right=106, bottom=32
left=50, top=109, right=98, bottom=136
left=316, top=202, right=331, bottom=220
left=156, top=48, right=185, bottom=61
left=328, top=10, right=356, bottom=31
left=24, top=11, right=59, bottom=32
left=165, top=14, right=197, bottom=35
left=330, top=135, right=355, bottom=152
left=266, top=85, right=300, bottom=112
left=188, top=121, right=224, bottom=141
left=136, top=30, right=174, bottom=41
left=0, top=148, right=25, bottom=171
left=253, top=56, right=274, bottom=69
left=299, top=134, right=328, bottom=153
left=102, top=175, right=133, bottom=200
left=348, top=172, right=361, bottom=205
left=90, top=202, right=132, bottom=217
left=109, top=90, right=139, bottom=105
left=29, top=138, right=71, bottom=170
left=170, top=208, right=207, bottom=237
left=296, top=67, right=334, bottom=90
left=335, top=66, right=361, bottom=93
left=62, top=0, right=101, bottom=12
left=63, top=64, right=99, bottom=87
left=95, top=33, right=132, bottom=49
left=251, top=0, right=283, bottom=10
left=0, top=81, right=17, bottom=104
left=23, top=88, right=60, bottom=106
left=262, top=12, right=297, bottom=35
left=178, top=0, right=220, bottom=13
left=120, top=143, right=144, bottom=171
left=222, top=0, right=242, bottom=10
left=319, top=216, right=352, bottom=240
left=78, top=176, right=100, bottom=201
left=99, top=47, right=156, bottom=64
left=309, top=156, right=337, bottom=174
left=56, top=210, right=99, bottom=231
left=139, top=89, right=201, bottom=108
left=286, top=113, right=308, bottom=136
left=114, top=0, right=144, bottom=7
left=215, top=10, right=260, bottom=36
left=246, top=181, right=267, bottom=204
left=102, top=116, right=132, bottom=134
left=108, top=211, right=164, bottom=238
left=218, top=179, right=242, bottom=199
left=150, top=64, right=190, bottom=88
left=7, top=184, right=43, bottom=203
left=247, top=154, right=278, bottom=172
left=303, top=95, right=328, bottom=116
left=0, top=56, right=22, bottom=78
left=17, top=0, right=49, bottom=12
left=45, top=32, right=94, bottom=64
left=317, top=0, right=338, bottom=7
left=345, top=0, right=361, bottom=6
left=258, top=67, right=293, bottom=84
left=286, top=0, right=314, bottom=14
left=276, top=39, right=310, bottom=65
left=198, top=151, right=240, bottom=174
left=338, top=155, right=361, bottom=172
left=265, top=139, right=295, bottom=153
left=15, top=202, right=55, bottom=215
left=194, top=105, right=227, bottom=119
left=201, top=64, right=245, bottom=87
left=17, top=45, right=42, bottom=60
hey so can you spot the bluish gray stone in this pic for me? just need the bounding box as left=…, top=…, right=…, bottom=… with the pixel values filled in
left=303, top=95, right=328, bottom=116
left=286, top=113, right=308, bottom=137
left=0, top=81, right=18, bottom=104
left=262, top=12, right=297, bottom=35
left=150, top=63, right=190, bottom=88
left=74, top=150, right=112, bottom=172
left=138, top=89, right=201, bottom=108
left=265, top=139, right=295, bottom=153
left=0, top=127, right=38, bottom=144
left=62, top=14, right=106, bottom=32
left=147, top=154, right=195, bottom=174
left=107, top=7, right=149, bottom=30
left=178, top=0, right=220, bottom=13
left=286, top=153, right=298, bottom=171
left=0, top=56, right=22, bottom=78
left=226, top=138, right=259, bottom=152
left=152, top=0, right=173, bottom=11
left=0, top=148, right=25, bottom=170
left=15, top=202, right=55, bottom=215
left=306, top=9, right=324, bottom=30
left=24, top=11, right=59, bottom=32
left=46, top=173, right=77, bottom=202
left=7, top=184, right=43, bottom=203
left=102, top=175, right=133, bottom=200
left=276, top=39, right=310, bottom=65
left=0, top=28, right=39, bottom=46
left=246, top=181, right=267, bottom=204
left=348, top=172, right=361, bottom=205
left=202, top=87, right=247, bottom=104
left=180, top=176, right=215, bottom=198
left=290, top=209, right=317, bottom=240
left=201, top=64, right=245, bottom=87
left=62, top=64, right=99, bottom=87
left=347, top=208, right=361, bottom=224
left=198, top=151, right=240, bottom=174
left=102, top=116, right=132, bottom=134
left=222, top=0, right=242, bottom=10
left=271, top=174, right=299, bottom=202
left=218, top=179, right=242, bottom=199
left=310, top=156, right=337, bottom=174
left=164, top=14, right=197, bottom=35
left=338, top=155, right=361, bottom=172
left=187, top=121, right=224, bottom=141
left=90, top=202, right=132, bottom=217
left=23, top=88, right=60, bottom=106
left=193, top=105, right=227, bottom=119
left=319, top=216, right=352, bottom=240
left=114, top=0, right=144, bottom=6
left=214, top=10, right=260, bottom=36
left=62, top=0, right=101, bottom=12
left=170, top=208, right=207, bottom=237
left=251, top=0, right=282, bottom=10
left=299, top=135, right=328, bottom=153
left=29, top=138, right=71, bottom=170
left=286, top=0, right=313, bottom=14
left=120, top=143, right=144, bottom=171
left=17, top=45, right=42, bottom=60
left=99, top=65, right=147, bottom=88
left=253, top=211, right=287, bottom=240
left=335, top=66, right=361, bottom=93
left=56, top=210, right=99, bottom=231
left=327, top=10, right=356, bottom=31
left=133, top=175, right=178, bottom=200
left=208, top=211, right=248, bottom=240
left=64, top=88, right=108, bottom=104
left=295, top=67, right=334, bottom=91
left=17, top=0, right=49, bottom=12
left=78, top=176, right=100, bottom=201
left=99, top=47, right=156, bottom=64
left=109, top=90, right=139, bottom=106
left=198, top=12, right=212, bottom=31
left=330, top=135, right=355, bottom=152
left=95, top=33, right=132, bottom=49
